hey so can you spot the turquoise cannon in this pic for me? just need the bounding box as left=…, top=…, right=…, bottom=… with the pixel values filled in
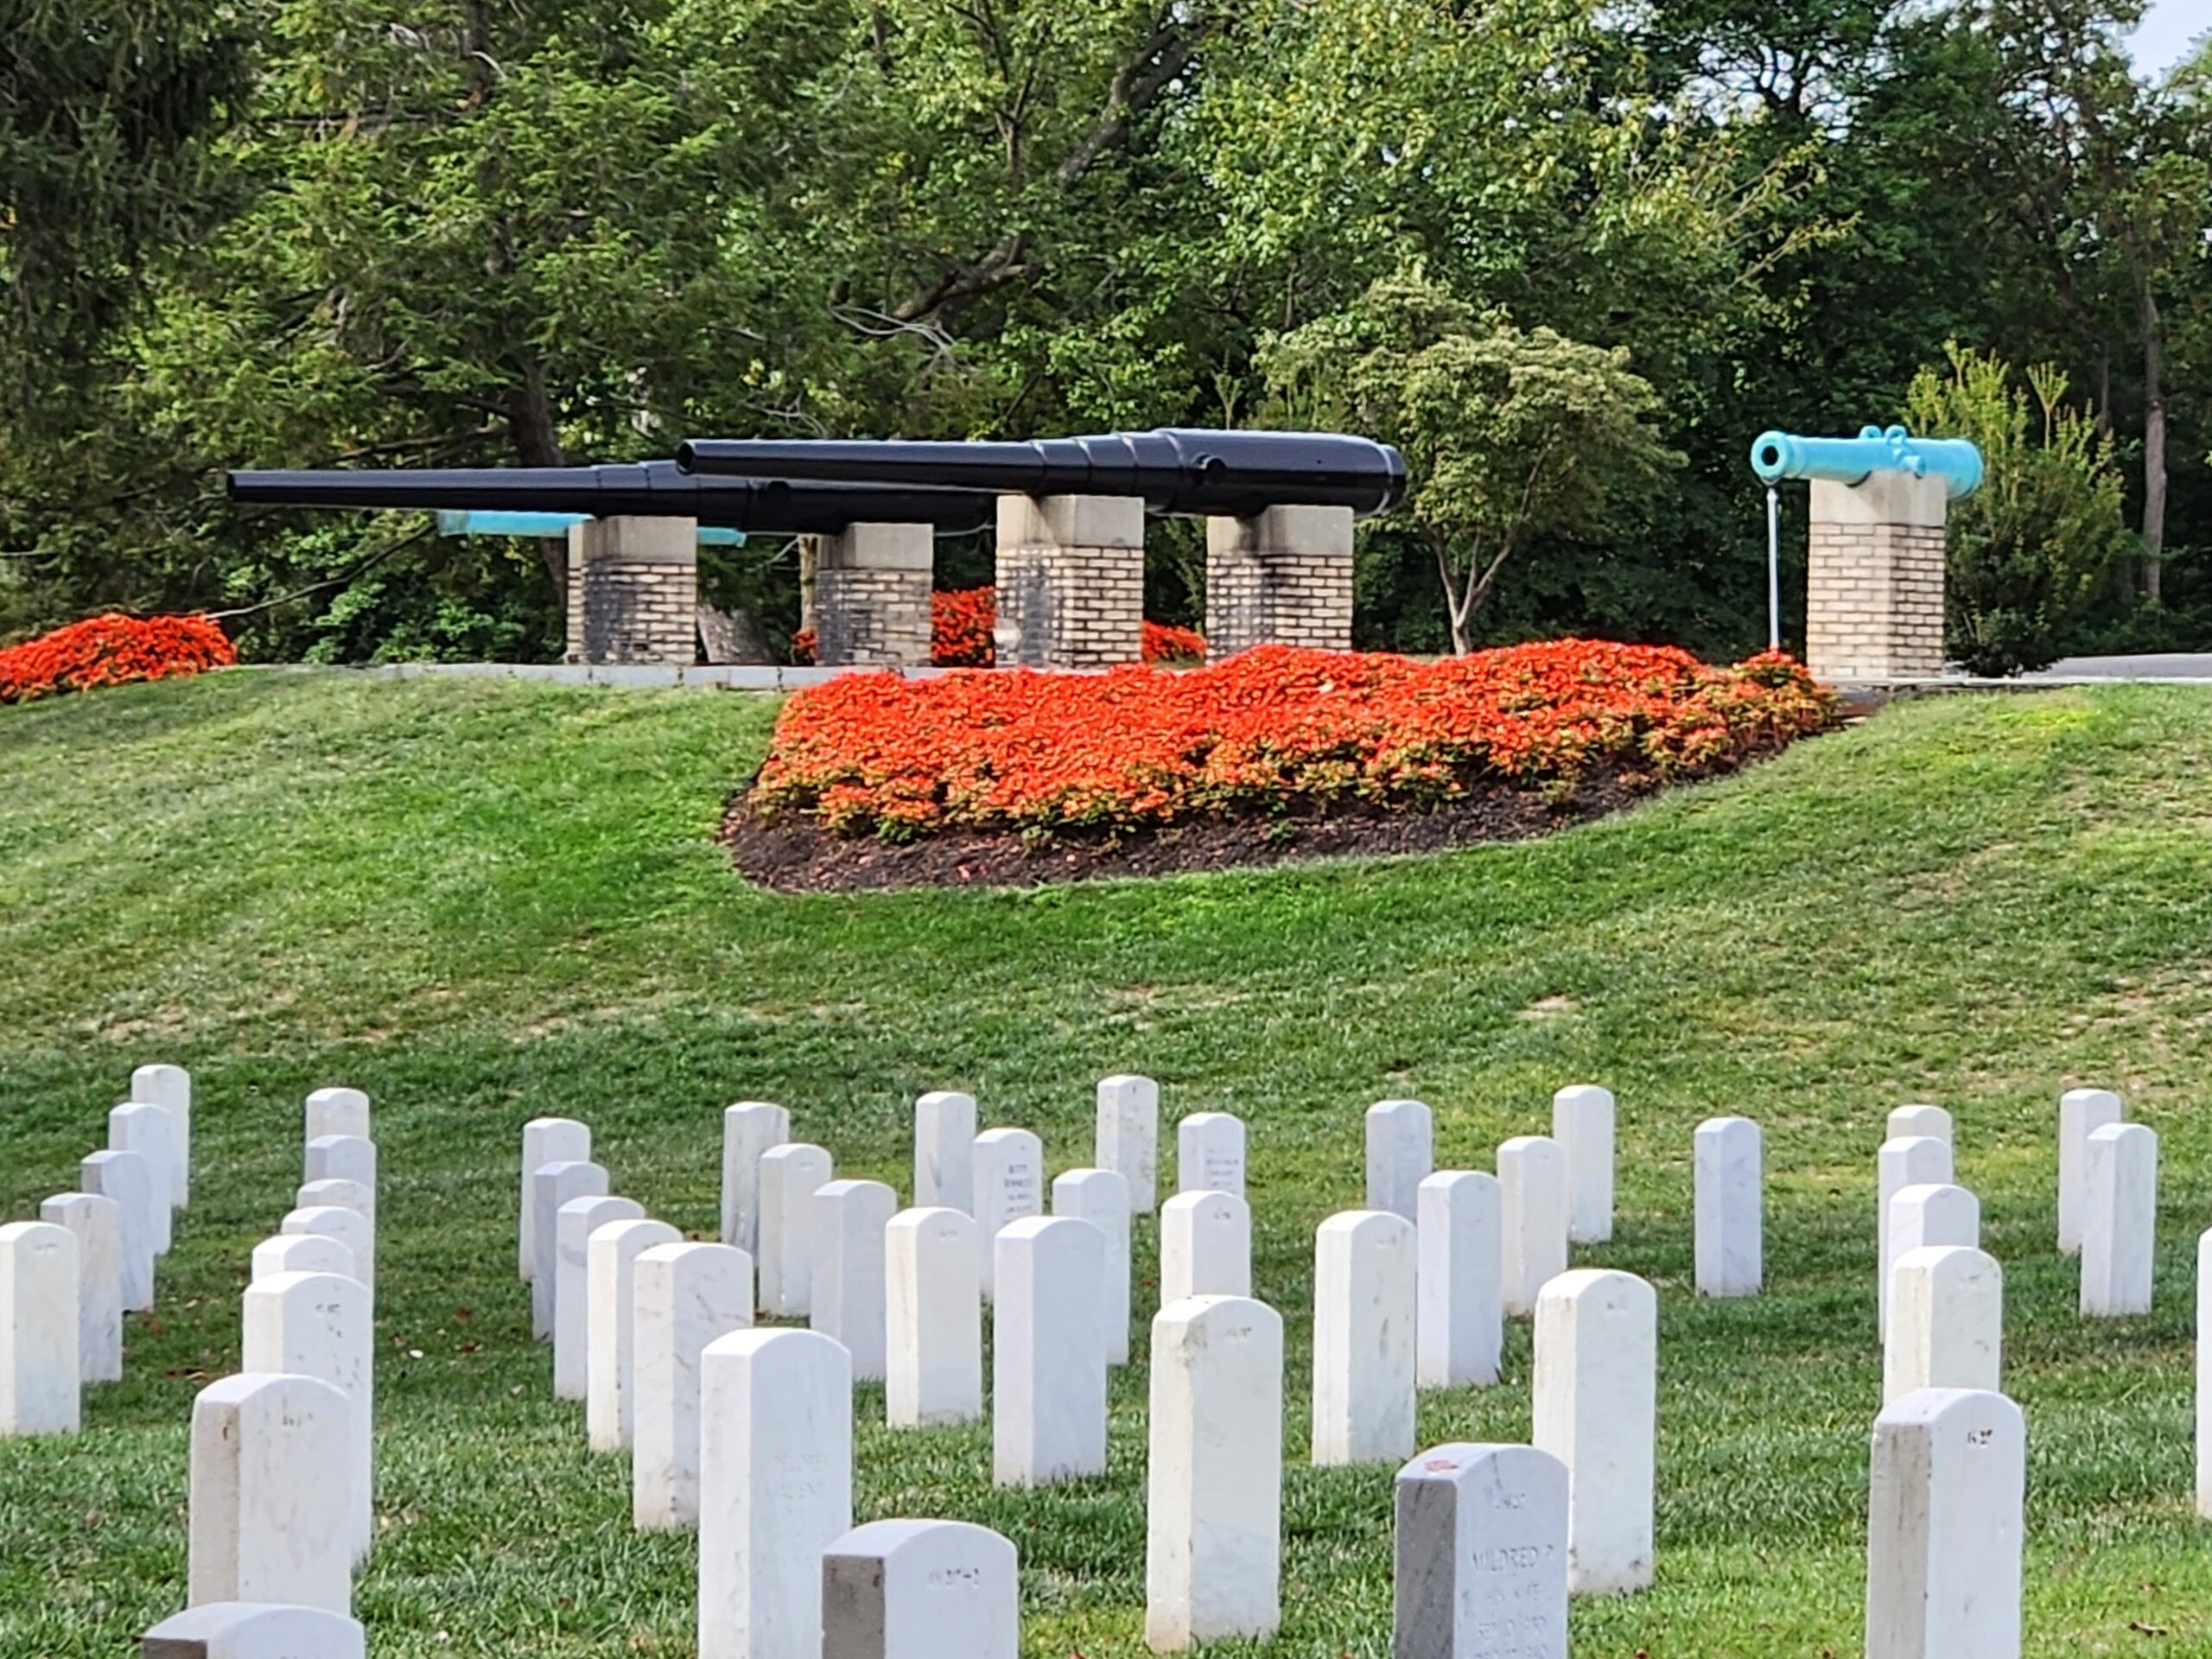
left=435, top=510, right=749, bottom=545
left=1748, top=424, right=1983, bottom=500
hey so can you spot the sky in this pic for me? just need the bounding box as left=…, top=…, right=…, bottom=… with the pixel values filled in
left=2130, top=0, right=2208, bottom=78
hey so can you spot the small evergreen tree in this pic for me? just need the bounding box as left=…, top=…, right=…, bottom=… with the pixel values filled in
left=1904, top=346, right=2129, bottom=677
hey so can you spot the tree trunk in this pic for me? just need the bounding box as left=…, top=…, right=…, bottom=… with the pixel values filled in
left=2139, top=276, right=2166, bottom=602
left=505, top=364, right=569, bottom=603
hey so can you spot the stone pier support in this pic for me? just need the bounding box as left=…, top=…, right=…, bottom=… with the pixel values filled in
left=994, top=495, right=1145, bottom=669
left=1805, top=474, right=1948, bottom=681
left=1204, top=505, right=1356, bottom=659
left=565, top=516, right=698, bottom=665
left=814, top=523, right=933, bottom=667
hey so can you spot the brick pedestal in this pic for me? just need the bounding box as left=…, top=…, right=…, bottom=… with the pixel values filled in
left=1804, top=474, right=1948, bottom=680
left=565, top=516, right=697, bottom=665
left=993, top=494, right=1145, bottom=669
left=814, top=523, right=934, bottom=666
left=1204, top=505, right=1356, bottom=659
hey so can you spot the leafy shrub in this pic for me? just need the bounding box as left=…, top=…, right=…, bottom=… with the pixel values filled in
left=0, top=613, right=236, bottom=704
left=1904, top=346, right=2130, bottom=677
left=752, top=640, right=1834, bottom=839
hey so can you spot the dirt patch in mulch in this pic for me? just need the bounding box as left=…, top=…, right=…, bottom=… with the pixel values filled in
left=722, top=770, right=1658, bottom=893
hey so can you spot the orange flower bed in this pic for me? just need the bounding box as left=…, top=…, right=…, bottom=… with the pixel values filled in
left=753, top=640, right=1834, bottom=839
left=794, top=588, right=1205, bottom=668
left=0, top=613, right=237, bottom=705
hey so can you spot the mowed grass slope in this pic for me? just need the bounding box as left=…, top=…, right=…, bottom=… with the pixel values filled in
left=1, top=670, right=2209, bottom=1657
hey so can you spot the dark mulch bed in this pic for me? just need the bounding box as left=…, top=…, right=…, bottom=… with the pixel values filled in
left=723, top=771, right=1649, bottom=893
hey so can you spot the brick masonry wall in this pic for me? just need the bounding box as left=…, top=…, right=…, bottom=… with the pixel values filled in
left=816, top=568, right=931, bottom=665
left=995, top=543, right=1144, bottom=668
left=1806, top=521, right=1947, bottom=680
left=572, top=562, right=697, bottom=666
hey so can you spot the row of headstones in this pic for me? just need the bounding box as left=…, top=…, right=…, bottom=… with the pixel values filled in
left=130, top=1379, right=2028, bottom=1659
left=153, top=1087, right=383, bottom=1637
left=1, top=1063, right=194, bottom=1435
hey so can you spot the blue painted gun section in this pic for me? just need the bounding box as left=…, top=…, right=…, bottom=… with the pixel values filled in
left=1748, top=424, right=1983, bottom=500
left=435, top=509, right=747, bottom=545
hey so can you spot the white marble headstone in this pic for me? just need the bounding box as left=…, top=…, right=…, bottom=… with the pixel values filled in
left=822, top=1519, right=1019, bottom=1659
left=130, top=1062, right=192, bottom=1210
left=2082, top=1122, right=2157, bottom=1317
left=2056, top=1087, right=2121, bottom=1256
left=141, top=1601, right=365, bottom=1659
left=697, top=1329, right=853, bottom=1659
left=556, top=1197, right=643, bottom=1399
left=633, top=1240, right=753, bottom=1531
left=1365, top=1100, right=1433, bottom=1222
left=1885, top=1244, right=2002, bottom=1404
left=0, top=1221, right=79, bottom=1436
left=188, top=1373, right=353, bottom=1616
left=970, top=1128, right=1044, bottom=1303
left=1158, top=1189, right=1251, bottom=1307
left=721, top=1102, right=791, bottom=1255
left=1415, top=1171, right=1502, bottom=1389
left=1311, top=1210, right=1416, bottom=1466
left=912, top=1091, right=976, bottom=1215
left=1694, top=1116, right=1762, bottom=1298
left=812, top=1179, right=897, bottom=1382
left=1051, top=1167, right=1132, bottom=1365
left=992, top=1217, right=1107, bottom=1487
left=519, top=1116, right=590, bottom=1281
left=240, top=1270, right=373, bottom=1560
left=757, top=1143, right=834, bottom=1318
left=1553, top=1084, right=1616, bottom=1245
left=1865, top=1387, right=2023, bottom=1659
left=80, top=1149, right=156, bottom=1313
left=1146, top=1295, right=1282, bottom=1649
left=39, top=1192, right=122, bottom=1383
left=108, top=1101, right=175, bottom=1255
left=1392, top=1441, right=1567, bottom=1659
left=1532, top=1268, right=1656, bottom=1596
left=1096, top=1076, right=1160, bottom=1215
left=1176, top=1112, right=1246, bottom=1200
left=588, top=1217, right=681, bottom=1451
left=886, top=1207, right=982, bottom=1428
left=1497, top=1135, right=1568, bottom=1319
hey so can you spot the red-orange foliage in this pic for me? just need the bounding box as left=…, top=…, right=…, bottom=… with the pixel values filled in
left=753, top=640, right=1834, bottom=839
left=0, top=613, right=237, bottom=705
left=792, top=588, right=1205, bottom=668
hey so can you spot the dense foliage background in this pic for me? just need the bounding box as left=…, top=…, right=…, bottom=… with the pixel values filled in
left=2, top=0, right=2206, bottom=665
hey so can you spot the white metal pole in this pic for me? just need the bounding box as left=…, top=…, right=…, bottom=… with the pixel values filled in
left=1766, top=486, right=1782, bottom=652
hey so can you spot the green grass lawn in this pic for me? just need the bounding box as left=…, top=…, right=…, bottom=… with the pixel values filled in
left=2, top=670, right=2209, bottom=1656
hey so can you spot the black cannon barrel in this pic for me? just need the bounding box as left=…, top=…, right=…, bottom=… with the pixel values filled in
left=673, top=429, right=1408, bottom=519
left=225, top=462, right=998, bottom=535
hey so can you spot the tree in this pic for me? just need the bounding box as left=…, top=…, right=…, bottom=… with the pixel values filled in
left=1262, top=271, right=1679, bottom=655
left=1904, top=344, right=2128, bottom=674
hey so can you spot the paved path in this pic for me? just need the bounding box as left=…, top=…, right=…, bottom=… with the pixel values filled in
left=2038, top=653, right=2212, bottom=679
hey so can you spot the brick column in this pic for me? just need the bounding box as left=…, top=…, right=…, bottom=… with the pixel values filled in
left=1204, top=505, right=1356, bottom=659
left=565, top=516, right=697, bottom=665
left=1804, top=474, right=1948, bottom=681
left=814, top=523, right=934, bottom=666
left=993, top=495, right=1146, bottom=669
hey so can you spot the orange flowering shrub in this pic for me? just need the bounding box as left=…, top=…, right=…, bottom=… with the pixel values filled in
left=1141, top=620, right=1208, bottom=664
left=0, top=613, right=237, bottom=705
left=931, top=588, right=996, bottom=666
left=753, top=640, right=1835, bottom=839
left=793, top=588, right=1206, bottom=668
